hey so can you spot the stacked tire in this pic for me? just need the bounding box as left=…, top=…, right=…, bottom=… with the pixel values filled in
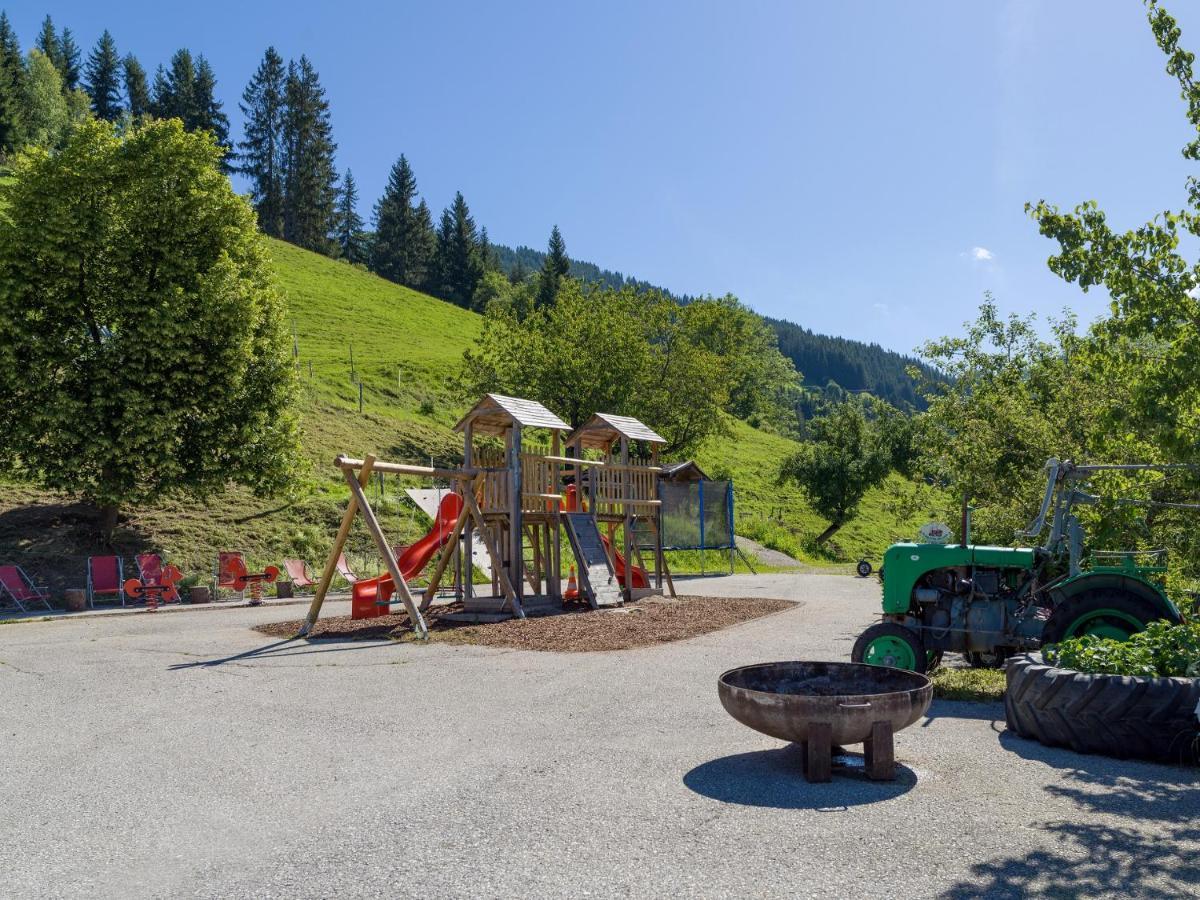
left=1005, top=653, right=1200, bottom=764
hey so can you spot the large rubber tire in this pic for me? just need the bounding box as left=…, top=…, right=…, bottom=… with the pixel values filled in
left=1005, top=653, right=1200, bottom=763
left=856, top=559, right=873, bottom=578
left=966, top=649, right=1009, bottom=669
left=1041, top=588, right=1166, bottom=645
left=852, top=622, right=928, bottom=674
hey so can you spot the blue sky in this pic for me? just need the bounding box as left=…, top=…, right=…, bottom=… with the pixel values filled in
left=8, top=1, right=1200, bottom=356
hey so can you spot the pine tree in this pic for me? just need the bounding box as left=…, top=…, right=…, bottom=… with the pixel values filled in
left=122, top=54, right=149, bottom=118
left=479, top=226, right=498, bottom=272
left=334, top=169, right=365, bottom=262
left=281, top=56, right=338, bottom=253
left=150, top=64, right=170, bottom=117
left=535, top=224, right=570, bottom=309
left=163, top=49, right=197, bottom=125
left=84, top=30, right=121, bottom=121
left=413, top=199, right=438, bottom=292
left=35, top=17, right=62, bottom=76
left=369, top=154, right=435, bottom=287
left=58, top=27, right=80, bottom=90
left=434, top=191, right=484, bottom=307
left=0, top=11, right=24, bottom=154
left=192, top=55, right=231, bottom=166
left=237, top=47, right=287, bottom=237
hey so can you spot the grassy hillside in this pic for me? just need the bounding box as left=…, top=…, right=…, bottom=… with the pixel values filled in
left=0, top=238, right=932, bottom=592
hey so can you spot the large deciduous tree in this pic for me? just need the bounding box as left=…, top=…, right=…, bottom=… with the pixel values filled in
left=0, top=119, right=300, bottom=539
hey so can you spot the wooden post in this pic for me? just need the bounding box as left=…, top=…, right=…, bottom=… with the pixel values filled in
left=864, top=720, right=895, bottom=781
left=463, top=420, right=474, bottom=604
left=550, top=430, right=562, bottom=601
left=462, top=488, right=523, bottom=616
left=343, top=459, right=428, bottom=638
left=621, top=438, right=633, bottom=602
left=653, top=446, right=664, bottom=591
left=300, top=457, right=375, bottom=635
left=509, top=425, right=523, bottom=604
left=804, top=722, right=833, bottom=783
left=419, top=504, right=469, bottom=610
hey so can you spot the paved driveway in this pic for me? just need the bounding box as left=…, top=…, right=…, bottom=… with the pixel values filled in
left=1, top=574, right=1196, bottom=898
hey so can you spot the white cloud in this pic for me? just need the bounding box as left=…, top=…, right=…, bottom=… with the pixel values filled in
left=970, top=246, right=994, bottom=262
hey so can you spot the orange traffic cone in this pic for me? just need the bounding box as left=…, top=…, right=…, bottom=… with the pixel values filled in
left=565, top=566, right=578, bottom=603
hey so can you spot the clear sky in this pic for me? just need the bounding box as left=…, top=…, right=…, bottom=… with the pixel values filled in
left=8, top=1, right=1200, bottom=356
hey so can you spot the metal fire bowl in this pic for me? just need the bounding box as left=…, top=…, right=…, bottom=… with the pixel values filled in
left=718, top=661, right=933, bottom=747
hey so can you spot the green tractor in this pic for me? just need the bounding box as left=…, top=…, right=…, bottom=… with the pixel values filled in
left=851, top=458, right=1186, bottom=673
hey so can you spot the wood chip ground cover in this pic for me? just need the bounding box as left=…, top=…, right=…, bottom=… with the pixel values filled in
left=256, top=595, right=793, bottom=652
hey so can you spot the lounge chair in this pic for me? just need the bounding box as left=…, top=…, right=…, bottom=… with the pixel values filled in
left=336, top=553, right=359, bottom=586
left=283, top=558, right=316, bottom=590
left=215, top=551, right=245, bottom=601
left=0, top=565, right=52, bottom=613
left=87, top=555, right=125, bottom=608
left=137, top=553, right=180, bottom=603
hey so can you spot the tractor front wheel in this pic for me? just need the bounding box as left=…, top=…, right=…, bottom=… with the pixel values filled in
left=852, top=622, right=928, bottom=674
left=1041, top=588, right=1166, bottom=646
left=856, top=559, right=873, bottom=578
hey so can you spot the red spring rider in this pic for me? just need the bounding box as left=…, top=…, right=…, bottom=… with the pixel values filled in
left=123, top=564, right=183, bottom=612
left=226, top=558, right=280, bottom=606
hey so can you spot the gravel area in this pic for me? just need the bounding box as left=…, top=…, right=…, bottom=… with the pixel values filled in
left=256, top=595, right=793, bottom=651
left=1, top=573, right=1196, bottom=898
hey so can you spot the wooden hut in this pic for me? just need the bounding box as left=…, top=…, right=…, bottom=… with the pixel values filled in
left=454, top=394, right=571, bottom=617
left=566, top=413, right=672, bottom=601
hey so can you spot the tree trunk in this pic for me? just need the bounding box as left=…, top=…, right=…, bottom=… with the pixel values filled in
left=99, top=503, right=119, bottom=544
left=815, top=519, right=843, bottom=546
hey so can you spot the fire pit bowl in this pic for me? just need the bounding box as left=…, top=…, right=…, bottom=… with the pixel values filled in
left=717, top=661, right=932, bottom=781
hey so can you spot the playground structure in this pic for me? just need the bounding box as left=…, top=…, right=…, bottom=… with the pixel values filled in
left=299, top=394, right=677, bottom=637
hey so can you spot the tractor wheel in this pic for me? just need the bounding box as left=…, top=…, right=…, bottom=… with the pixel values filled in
left=852, top=622, right=928, bottom=674
left=856, top=559, right=873, bottom=578
left=1041, top=588, right=1167, bottom=646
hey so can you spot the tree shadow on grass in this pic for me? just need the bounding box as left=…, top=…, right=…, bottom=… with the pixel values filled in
left=683, top=744, right=917, bottom=809
left=940, top=740, right=1200, bottom=898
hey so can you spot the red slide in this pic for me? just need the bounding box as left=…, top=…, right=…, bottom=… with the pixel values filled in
left=602, top=533, right=649, bottom=589
left=352, top=493, right=463, bottom=617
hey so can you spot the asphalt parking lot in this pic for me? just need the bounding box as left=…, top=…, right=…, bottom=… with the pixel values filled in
left=2, top=573, right=1196, bottom=898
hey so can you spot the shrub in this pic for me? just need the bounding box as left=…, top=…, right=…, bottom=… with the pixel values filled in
left=1046, top=619, right=1200, bottom=677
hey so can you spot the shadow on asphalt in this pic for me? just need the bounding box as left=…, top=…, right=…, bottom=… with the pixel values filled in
left=920, top=698, right=1005, bottom=724
left=938, top=739, right=1200, bottom=898
left=167, top=638, right=394, bottom=670
left=682, top=744, right=917, bottom=809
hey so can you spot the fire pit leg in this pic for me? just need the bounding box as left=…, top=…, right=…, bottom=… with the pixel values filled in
left=802, top=722, right=832, bottom=783
left=863, top=720, right=895, bottom=781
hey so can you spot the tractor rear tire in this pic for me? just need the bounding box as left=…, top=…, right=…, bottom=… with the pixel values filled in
left=852, top=622, right=928, bottom=674
left=1041, top=588, right=1166, bottom=646
left=1005, top=653, right=1200, bottom=762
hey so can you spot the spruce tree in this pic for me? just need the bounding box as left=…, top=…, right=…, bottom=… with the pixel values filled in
left=535, top=224, right=570, bottom=309
left=122, top=54, right=149, bottom=118
left=479, top=226, right=498, bottom=272
left=413, top=199, right=438, bottom=292
left=149, top=65, right=170, bottom=117
left=0, top=12, right=23, bottom=154
left=509, top=257, right=529, bottom=286
left=192, top=55, right=231, bottom=166
left=35, top=17, right=62, bottom=76
left=281, top=56, right=338, bottom=253
left=58, top=27, right=80, bottom=90
left=163, top=49, right=196, bottom=125
left=434, top=191, right=484, bottom=307
left=335, top=169, right=365, bottom=262
left=84, top=30, right=121, bottom=121
left=237, top=47, right=287, bottom=237
left=369, top=154, right=435, bottom=287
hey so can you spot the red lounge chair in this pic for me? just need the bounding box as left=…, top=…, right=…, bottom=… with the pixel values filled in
left=215, top=551, right=245, bottom=601
left=283, top=558, right=315, bottom=590
left=137, top=553, right=180, bottom=603
left=0, top=565, right=52, bottom=613
left=87, top=555, right=125, bottom=608
left=336, top=553, right=359, bottom=586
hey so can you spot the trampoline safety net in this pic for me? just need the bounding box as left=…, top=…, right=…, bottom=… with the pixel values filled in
left=655, top=480, right=734, bottom=551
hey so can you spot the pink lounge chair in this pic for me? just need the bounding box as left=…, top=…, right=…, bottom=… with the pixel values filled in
left=137, top=553, right=180, bottom=603
left=0, top=565, right=52, bottom=613
left=87, top=555, right=125, bottom=608
left=283, top=558, right=316, bottom=590
left=336, top=553, right=358, bottom=586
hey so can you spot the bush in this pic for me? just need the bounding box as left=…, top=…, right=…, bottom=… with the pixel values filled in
left=1046, top=619, right=1200, bottom=677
